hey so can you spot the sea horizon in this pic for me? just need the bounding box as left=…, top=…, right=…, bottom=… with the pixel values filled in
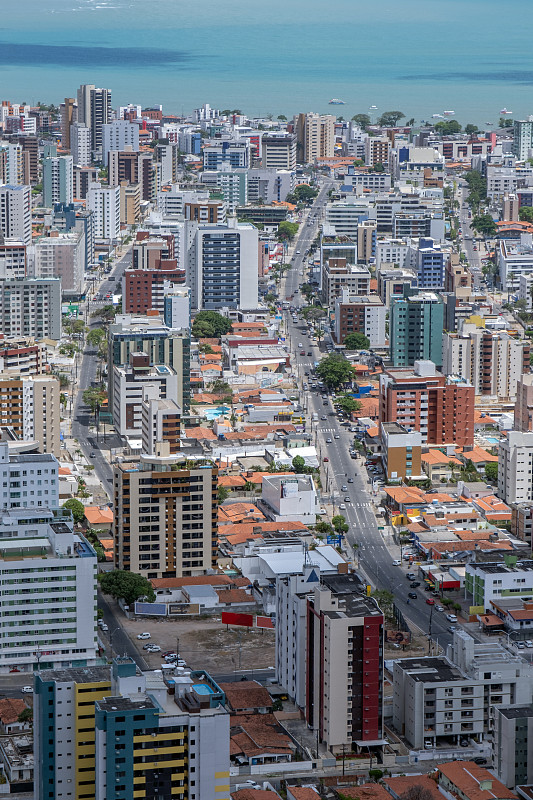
left=1, top=0, right=532, bottom=125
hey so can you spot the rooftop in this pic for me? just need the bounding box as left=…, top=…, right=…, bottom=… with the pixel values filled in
left=395, top=656, right=464, bottom=683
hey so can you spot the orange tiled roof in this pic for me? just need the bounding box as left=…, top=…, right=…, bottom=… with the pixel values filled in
left=437, top=761, right=518, bottom=800
left=216, top=588, right=253, bottom=605
left=218, top=503, right=266, bottom=524
left=384, top=775, right=442, bottom=800
left=218, top=475, right=246, bottom=488
left=0, top=698, right=27, bottom=725
left=84, top=506, right=114, bottom=525
left=456, top=445, right=498, bottom=463
left=421, top=450, right=462, bottom=466
left=151, top=575, right=250, bottom=590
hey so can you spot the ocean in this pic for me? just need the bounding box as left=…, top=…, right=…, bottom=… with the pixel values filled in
left=1, top=0, right=533, bottom=124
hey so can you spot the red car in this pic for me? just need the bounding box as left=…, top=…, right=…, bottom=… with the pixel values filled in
left=323, top=457, right=329, bottom=462
left=426, top=598, right=435, bottom=606
left=300, top=350, right=306, bottom=355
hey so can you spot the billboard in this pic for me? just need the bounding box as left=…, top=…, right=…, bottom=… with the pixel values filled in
left=385, top=630, right=412, bottom=646
left=221, top=612, right=254, bottom=627
left=255, top=615, right=275, bottom=629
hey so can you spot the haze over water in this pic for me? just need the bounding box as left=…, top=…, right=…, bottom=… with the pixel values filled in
left=2, top=0, right=533, bottom=123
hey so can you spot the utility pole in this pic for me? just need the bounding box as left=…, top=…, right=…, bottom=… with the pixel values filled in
left=176, top=636, right=180, bottom=660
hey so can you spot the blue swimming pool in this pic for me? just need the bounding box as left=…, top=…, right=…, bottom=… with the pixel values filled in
left=485, top=436, right=500, bottom=444
left=204, top=406, right=230, bottom=421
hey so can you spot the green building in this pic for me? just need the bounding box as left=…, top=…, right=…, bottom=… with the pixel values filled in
left=390, top=290, right=444, bottom=368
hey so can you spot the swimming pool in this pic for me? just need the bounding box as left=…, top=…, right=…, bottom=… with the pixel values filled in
left=204, top=406, right=230, bottom=421
left=485, top=436, right=500, bottom=444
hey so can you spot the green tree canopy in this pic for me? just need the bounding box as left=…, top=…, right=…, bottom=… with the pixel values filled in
left=277, top=221, right=299, bottom=242
left=377, top=111, right=405, bottom=127
left=344, top=332, right=370, bottom=350
left=435, top=120, right=462, bottom=135
left=18, top=707, right=33, bottom=723
left=519, top=206, right=533, bottom=223
left=87, top=327, right=107, bottom=347
left=471, top=213, right=497, bottom=237
left=191, top=311, right=232, bottom=339
left=352, top=113, right=371, bottom=129
left=332, top=514, right=349, bottom=535
left=91, top=304, right=116, bottom=324
left=336, top=394, right=362, bottom=414
left=83, top=387, right=107, bottom=414
left=277, top=114, right=287, bottom=121
left=63, top=318, right=86, bottom=335
left=464, top=123, right=479, bottom=136
left=98, top=570, right=156, bottom=606
left=484, top=461, right=498, bottom=482
left=315, top=354, right=355, bottom=390
left=217, top=486, right=230, bottom=504
left=292, top=455, right=306, bottom=473
left=63, top=498, right=86, bottom=524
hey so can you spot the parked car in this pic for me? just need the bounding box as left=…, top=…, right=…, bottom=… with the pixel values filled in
left=100, top=623, right=108, bottom=632
left=137, top=632, right=151, bottom=640
left=460, top=739, right=469, bottom=747
left=426, top=598, right=435, bottom=606
left=435, top=605, right=444, bottom=612
left=473, top=757, right=487, bottom=765
left=408, top=592, right=418, bottom=600
left=146, top=645, right=161, bottom=653
left=392, top=560, right=401, bottom=566
left=446, top=614, right=458, bottom=623
left=410, top=581, right=421, bottom=588
left=406, top=573, right=416, bottom=580
left=22, top=686, right=33, bottom=694
left=424, top=740, right=433, bottom=750
left=526, top=640, right=533, bottom=648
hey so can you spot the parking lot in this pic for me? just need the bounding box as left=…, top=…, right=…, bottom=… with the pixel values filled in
left=117, top=615, right=275, bottom=674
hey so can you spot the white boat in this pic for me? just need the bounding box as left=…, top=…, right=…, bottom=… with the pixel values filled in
left=432, top=113, right=443, bottom=119
left=369, top=105, right=377, bottom=110
left=443, top=110, right=455, bottom=116
left=329, top=99, right=346, bottom=105
left=500, top=108, right=513, bottom=115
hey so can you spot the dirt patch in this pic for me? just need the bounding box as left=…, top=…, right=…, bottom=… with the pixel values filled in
left=119, top=613, right=275, bottom=674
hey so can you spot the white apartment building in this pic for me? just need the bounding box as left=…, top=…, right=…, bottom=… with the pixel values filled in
left=21, top=375, right=61, bottom=457
left=261, top=133, right=297, bottom=170
left=101, top=119, right=139, bottom=164
left=186, top=219, right=259, bottom=310
left=163, top=287, right=190, bottom=329
left=375, top=237, right=414, bottom=269
left=70, top=122, right=91, bottom=167
left=0, top=444, right=59, bottom=508
left=321, top=260, right=371, bottom=306
left=141, top=392, right=181, bottom=457
left=0, top=507, right=98, bottom=673
left=87, top=181, right=120, bottom=240
left=34, top=229, right=85, bottom=294
left=325, top=199, right=371, bottom=238
left=393, top=630, right=532, bottom=750
left=0, top=143, right=23, bottom=185
left=0, top=185, right=31, bottom=246
left=0, top=278, right=61, bottom=340
left=0, top=238, right=26, bottom=279
left=493, top=704, right=533, bottom=789
left=466, top=559, right=533, bottom=609
left=513, top=118, right=533, bottom=160
left=499, top=431, right=533, bottom=504
left=295, top=113, right=335, bottom=162
left=42, top=155, right=74, bottom=208
left=499, top=234, right=533, bottom=291
left=442, top=323, right=529, bottom=400
left=112, top=360, right=179, bottom=439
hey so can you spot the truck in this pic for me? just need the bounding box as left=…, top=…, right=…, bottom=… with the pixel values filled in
left=311, top=412, right=319, bottom=422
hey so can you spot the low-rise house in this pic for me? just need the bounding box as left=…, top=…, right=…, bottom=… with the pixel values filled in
left=219, top=681, right=273, bottom=715
left=84, top=505, right=113, bottom=532
left=437, top=761, right=517, bottom=800
left=421, top=450, right=463, bottom=483
left=383, top=774, right=443, bottom=800
left=0, top=699, right=30, bottom=735
left=260, top=474, right=318, bottom=525
left=0, top=733, right=33, bottom=792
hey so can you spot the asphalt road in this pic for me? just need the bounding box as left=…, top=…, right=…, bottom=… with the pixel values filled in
left=279, top=188, right=453, bottom=651
left=98, top=593, right=149, bottom=671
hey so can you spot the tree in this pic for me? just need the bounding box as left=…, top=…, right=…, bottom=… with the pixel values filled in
left=83, top=387, right=107, bottom=414
left=352, top=113, right=371, bottom=129
left=87, top=327, right=106, bottom=347
left=315, top=354, right=355, bottom=390
left=277, top=221, right=299, bottom=242
left=17, top=707, right=33, bottom=724
left=471, top=214, right=497, bottom=237
left=217, top=486, right=230, bottom=504
left=315, top=521, right=334, bottom=535
left=288, top=184, right=318, bottom=204
left=369, top=769, right=384, bottom=782
left=371, top=589, right=394, bottom=619
left=292, top=455, right=306, bottom=473
left=499, top=117, right=513, bottom=129
left=336, top=394, right=362, bottom=415
left=91, top=304, right=116, bottom=324
left=332, top=514, right=349, bottom=536
left=435, top=120, right=462, bottom=135
left=485, top=461, right=498, bottom=482
left=519, top=206, right=533, bottom=223
left=464, top=124, right=479, bottom=136
left=372, top=162, right=385, bottom=173
left=98, top=570, right=156, bottom=606
left=400, top=786, right=436, bottom=800
left=377, top=111, right=405, bottom=128
left=191, top=311, right=232, bottom=339
left=277, top=114, right=287, bottom=121
left=63, top=498, right=86, bottom=524
left=344, top=332, right=370, bottom=350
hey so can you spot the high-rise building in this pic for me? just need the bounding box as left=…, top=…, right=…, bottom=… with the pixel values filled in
left=390, top=291, right=444, bottom=367
left=164, top=288, right=191, bottom=329
left=515, top=373, right=533, bottom=431
left=493, top=704, right=533, bottom=788
left=101, top=119, right=139, bottom=164
left=0, top=142, right=24, bottom=185
left=334, top=292, right=387, bottom=346
left=0, top=185, right=31, bottom=246
left=122, top=264, right=186, bottom=315
left=33, top=228, right=85, bottom=295
left=305, top=573, right=384, bottom=753
left=513, top=118, right=533, bottom=160
left=17, top=134, right=39, bottom=184
left=76, top=83, right=94, bottom=127
left=113, top=451, right=217, bottom=578
left=261, top=133, right=297, bottom=170
left=59, top=97, right=77, bottom=149
left=70, top=122, right=91, bottom=167
left=35, top=657, right=230, bottom=800
left=87, top=182, right=120, bottom=239
left=295, top=112, right=335, bottom=162
left=0, top=278, right=61, bottom=340
left=0, top=373, right=60, bottom=456
left=89, top=87, right=112, bottom=157
left=141, top=389, right=182, bottom=456
left=499, top=431, right=533, bottom=504
left=442, top=323, right=530, bottom=400
left=379, top=360, right=475, bottom=446
left=111, top=353, right=179, bottom=439
left=0, top=506, right=97, bottom=677
left=364, top=136, right=392, bottom=168
left=380, top=421, right=423, bottom=481
left=187, top=220, right=259, bottom=310
left=0, top=237, right=26, bottom=279
left=412, top=236, right=447, bottom=289
left=108, top=313, right=190, bottom=412
left=42, top=155, right=74, bottom=207
left=202, top=140, right=250, bottom=170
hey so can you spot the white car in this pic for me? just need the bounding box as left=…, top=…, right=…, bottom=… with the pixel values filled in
left=21, top=686, right=33, bottom=694
left=435, top=605, right=445, bottom=612
left=100, top=623, right=108, bottom=632
left=137, top=632, right=151, bottom=640
left=392, top=560, right=401, bottom=566
left=446, top=614, right=458, bottom=623
left=146, top=645, right=161, bottom=653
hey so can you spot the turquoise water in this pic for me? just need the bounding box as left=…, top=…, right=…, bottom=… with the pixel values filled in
left=2, top=0, right=533, bottom=122
left=204, top=406, right=231, bottom=420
